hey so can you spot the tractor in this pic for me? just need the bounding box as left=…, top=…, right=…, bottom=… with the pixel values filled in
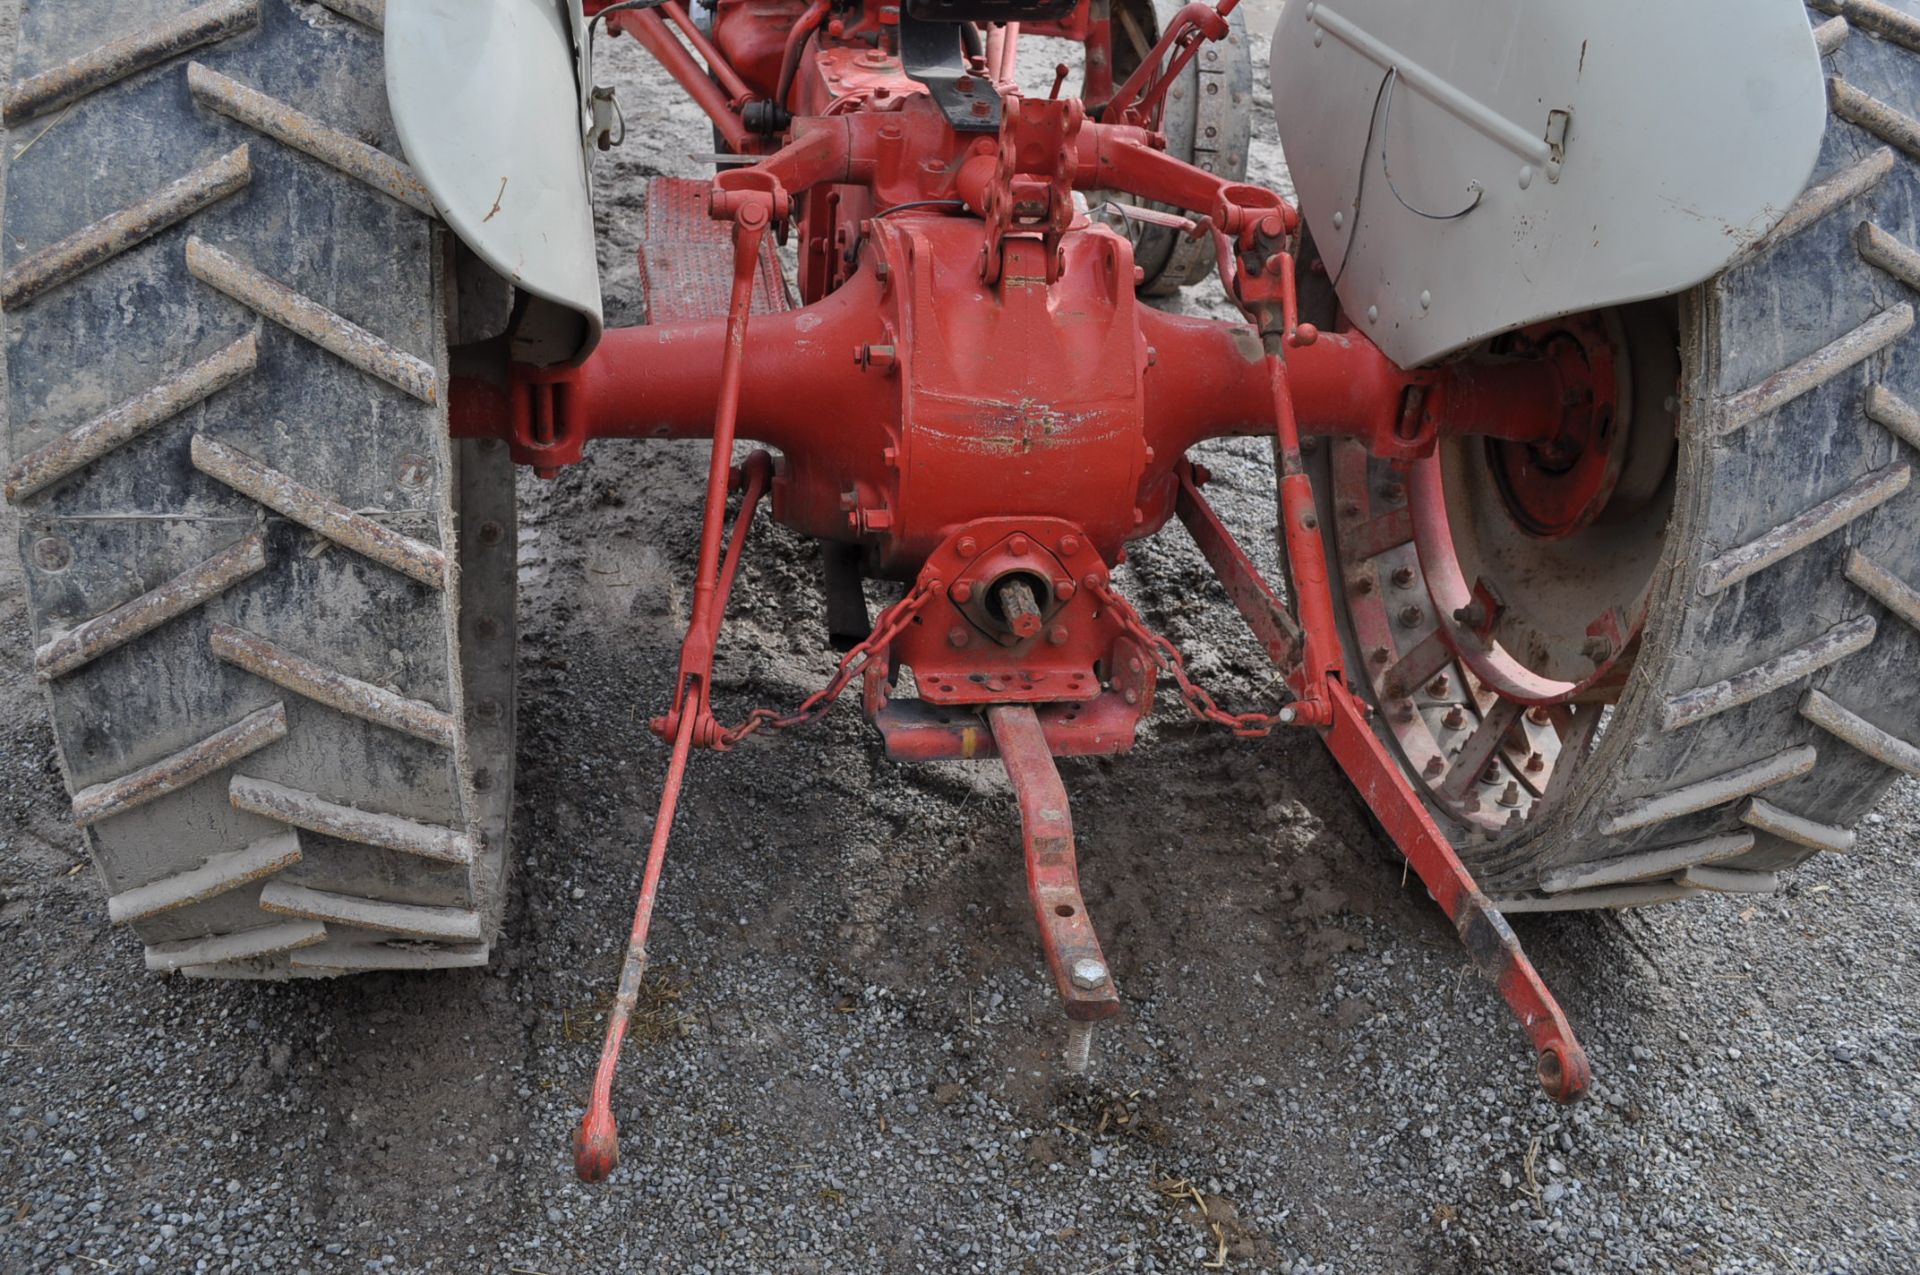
left=6, top=0, right=1916, bottom=1181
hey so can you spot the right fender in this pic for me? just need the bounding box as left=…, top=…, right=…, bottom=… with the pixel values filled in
left=386, top=0, right=603, bottom=365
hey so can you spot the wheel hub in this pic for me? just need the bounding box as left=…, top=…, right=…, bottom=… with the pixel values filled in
left=1485, top=315, right=1624, bottom=540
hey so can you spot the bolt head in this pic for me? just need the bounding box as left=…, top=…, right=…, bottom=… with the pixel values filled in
left=1060, top=535, right=1082, bottom=556
left=948, top=626, right=969, bottom=648
left=1278, top=706, right=1298, bottom=724
left=951, top=581, right=973, bottom=603
left=1009, top=534, right=1030, bottom=555
left=1070, top=958, right=1109, bottom=990
left=957, top=536, right=978, bottom=557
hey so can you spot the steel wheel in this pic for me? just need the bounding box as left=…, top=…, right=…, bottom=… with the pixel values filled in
left=1310, top=3, right=1920, bottom=909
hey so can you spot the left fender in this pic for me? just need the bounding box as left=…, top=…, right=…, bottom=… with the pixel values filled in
left=386, top=0, right=603, bottom=365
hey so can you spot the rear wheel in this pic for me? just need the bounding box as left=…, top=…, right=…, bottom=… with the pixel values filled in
left=1318, top=6, right=1920, bottom=909
left=1095, top=0, right=1253, bottom=293
left=4, top=0, right=517, bottom=975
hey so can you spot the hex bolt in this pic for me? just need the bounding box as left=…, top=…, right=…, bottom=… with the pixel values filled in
left=1442, top=706, right=1468, bottom=730
left=1480, top=765, right=1501, bottom=785
left=1526, top=752, right=1546, bottom=773
left=1527, top=706, right=1552, bottom=725
left=1499, top=780, right=1524, bottom=808
left=1070, top=958, right=1109, bottom=989
left=957, top=536, right=979, bottom=557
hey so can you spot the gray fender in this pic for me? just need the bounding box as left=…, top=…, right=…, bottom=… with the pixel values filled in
left=1272, top=0, right=1827, bottom=367
left=386, top=0, right=603, bottom=364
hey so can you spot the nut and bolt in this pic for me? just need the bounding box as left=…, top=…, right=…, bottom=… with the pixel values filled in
left=1525, top=752, right=1546, bottom=773
left=951, top=581, right=974, bottom=603
left=1054, top=579, right=1076, bottom=601
left=1369, top=646, right=1392, bottom=666
left=1390, top=566, right=1416, bottom=589
left=1060, top=535, right=1082, bottom=556
left=1009, top=534, right=1030, bottom=555
left=1498, top=780, right=1524, bottom=808
left=1352, top=575, right=1376, bottom=595
left=1527, top=706, right=1552, bottom=725
left=957, top=536, right=979, bottom=557
left=1582, top=634, right=1614, bottom=663
left=1454, top=600, right=1489, bottom=629
left=1047, top=624, right=1070, bottom=646
left=948, top=626, right=970, bottom=648
left=1070, top=958, right=1109, bottom=989
left=1423, top=757, right=1445, bottom=777
left=1442, top=706, right=1468, bottom=730
left=1398, top=604, right=1424, bottom=628
left=1426, top=674, right=1450, bottom=696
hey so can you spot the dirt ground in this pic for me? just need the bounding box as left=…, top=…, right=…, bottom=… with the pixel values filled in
left=3, top=5, right=1919, bottom=1274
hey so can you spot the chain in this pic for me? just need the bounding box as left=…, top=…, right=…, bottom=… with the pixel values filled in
left=713, top=580, right=935, bottom=750
left=712, top=575, right=1291, bottom=746
left=1093, top=580, right=1293, bottom=738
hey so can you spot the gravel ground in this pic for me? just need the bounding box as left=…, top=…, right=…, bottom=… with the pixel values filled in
left=4, top=6, right=1919, bottom=1274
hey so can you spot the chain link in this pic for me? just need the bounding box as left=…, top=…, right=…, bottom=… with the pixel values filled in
left=1094, top=581, right=1293, bottom=738
left=713, top=581, right=935, bottom=749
